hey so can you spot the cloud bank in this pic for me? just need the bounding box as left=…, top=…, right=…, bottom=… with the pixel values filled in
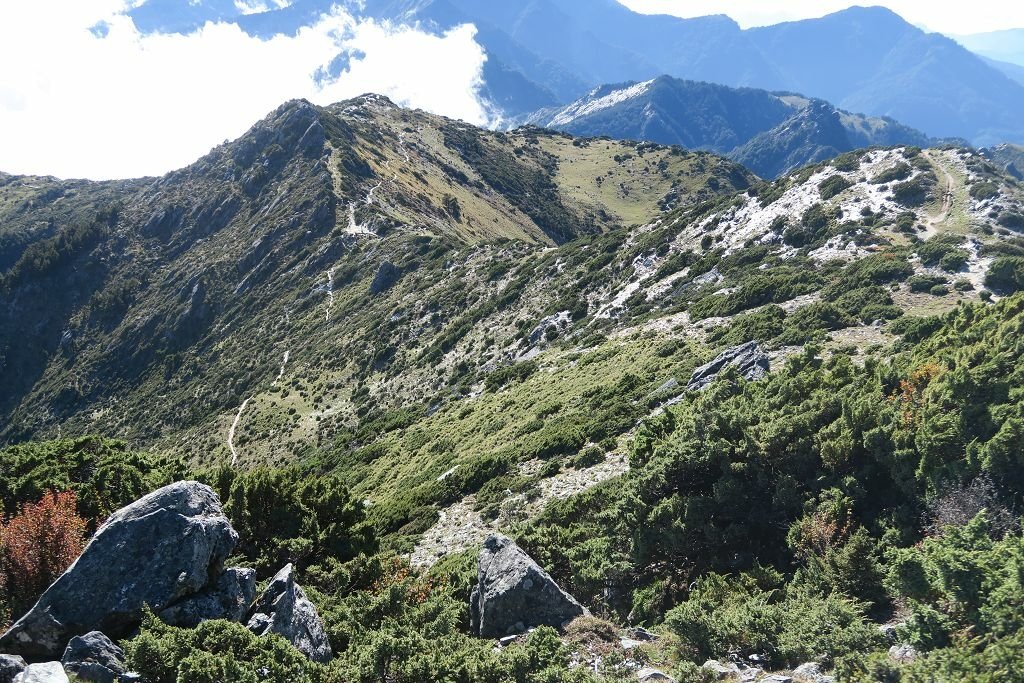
left=0, top=1, right=489, bottom=180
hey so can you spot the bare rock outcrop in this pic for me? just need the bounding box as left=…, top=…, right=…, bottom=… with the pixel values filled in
left=470, top=534, right=588, bottom=638
left=246, top=564, right=332, bottom=664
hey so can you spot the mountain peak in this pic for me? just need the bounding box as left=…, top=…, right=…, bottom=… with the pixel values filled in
left=822, top=4, right=914, bottom=29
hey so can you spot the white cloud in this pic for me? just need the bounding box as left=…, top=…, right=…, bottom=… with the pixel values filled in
left=0, top=1, right=489, bottom=180
left=617, top=0, right=1024, bottom=34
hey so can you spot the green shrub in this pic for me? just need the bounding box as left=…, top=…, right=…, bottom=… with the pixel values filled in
left=783, top=203, right=832, bottom=247
left=820, top=175, right=854, bottom=200
left=570, top=445, right=605, bottom=469
left=871, top=163, right=912, bottom=185
left=938, top=250, right=969, bottom=272
left=907, top=274, right=948, bottom=293
left=709, top=306, right=787, bottom=346
left=665, top=571, right=882, bottom=668
left=917, top=235, right=967, bottom=270
left=776, top=303, right=852, bottom=345
left=969, top=182, right=1000, bottom=200
left=998, top=212, right=1024, bottom=231
left=822, top=252, right=914, bottom=298
left=832, top=152, right=863, bottom=172
left=486, top=361, right=539, bottom=392
left=985, top=256, right=1024, bottom=293
left=835, top=286, right=897, bottom=323
left=124, top=613, right=320, bottom=683
left=892, top=179, right=931, bottom=207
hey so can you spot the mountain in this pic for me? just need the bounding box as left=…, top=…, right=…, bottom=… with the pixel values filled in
left=981, top=56, right=1024, bottom=86
left=525, top=76, right=936, bottom=177
left=986, top=143, right=1024, bottom=179
left=954, top=28, right=1024, bottom=67
left=116, top=1, right=1024, bottom=145
left=4, top=95, right=1024, bottom=494
left=6, top=97, right=1024, bottom=679
left=0, top=95, right=753, bottom=456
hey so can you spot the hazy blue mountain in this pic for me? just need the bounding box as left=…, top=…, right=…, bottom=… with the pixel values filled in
left=981, top=57, right=1024, bottom=87
left=954, top=28, right=1024, bottom=67
left=526, top=76, right=935, bottom=177
left=744, top=7, right=1024, bottom=146
left=120, top=1, right=1024, bottom=144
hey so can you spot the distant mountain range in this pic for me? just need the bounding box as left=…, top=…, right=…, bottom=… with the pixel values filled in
left=523, top=76, right=938, bottom=177
left=986, top=143, right=1024, bottom=179
left=122, top=0, right=1024, bottom=148
left=953, top=29, right=1024, bottom=68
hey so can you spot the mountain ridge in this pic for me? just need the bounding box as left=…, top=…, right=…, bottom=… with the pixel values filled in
left=524, top=75, right=938, bottom=177
left=5, top=96, right=1024, bottom=681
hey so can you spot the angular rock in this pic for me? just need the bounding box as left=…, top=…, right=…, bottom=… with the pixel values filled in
left=247, top=564, right=332, bottom=663
left=637, top=667, right=675, bottom=682
left=701, top=660, right=737, bottom=679
left=12, top=662, right=67, bottom=683
left=626, top=626, right=659, bottom=642
left=793, top=662, right=835, bottom=683
left=0, top=482, right=237, bottom=658
left=760, top=676, right=792, bottom=683
left=889, top=643, right=918, bottom=664
left=0, top=655, right=26, bottom=683
left=159, top=567, right=256, bottom=627
left=687, top=341, right=770, bottom=391
left=61, top=632, right=125, bottom=683
left=470, top=534, right=588, bottom=638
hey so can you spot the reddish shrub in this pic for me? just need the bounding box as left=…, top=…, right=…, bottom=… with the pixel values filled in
left=1, top=490, right=87, bottom=618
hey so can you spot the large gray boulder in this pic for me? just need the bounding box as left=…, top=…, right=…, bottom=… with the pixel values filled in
left=470, top=534, right=588, bottom=638
left=0, top=482, right=237, bottom=658
left=687, top=341, right=770, bottom=391
left=12, top=662, right=67, bottom=683
left=61, top=632, right=125, bottom=683
left=159, top=567, right=256, bottom=627
left=246, top=564, right=332, bottom=663
left=0, top=655, right=26, bottom=683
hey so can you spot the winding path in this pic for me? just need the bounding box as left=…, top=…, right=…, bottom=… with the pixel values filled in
left=325, top=269, right=335, bottom=321
left=228, top=397, right=253, bottom=466
left=274, top=350, right=290, bottom=385
left=922, top=150, right=960, bottom=238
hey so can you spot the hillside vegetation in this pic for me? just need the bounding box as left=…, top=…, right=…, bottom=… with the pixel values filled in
left=3, top=98, right=1024, bottom=681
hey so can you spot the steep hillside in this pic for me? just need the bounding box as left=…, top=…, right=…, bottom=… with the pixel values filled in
left=526, top=77, right=934, bottom=177
left=6, top=99, right=1024, bottom=681
left=0, top=95, right=752, bottom=458
left=5, top=99, right=1024, bottom=545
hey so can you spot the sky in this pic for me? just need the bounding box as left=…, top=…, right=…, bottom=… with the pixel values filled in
left=619, top=0, right=1024, bottom=35
left=1, top=1, right=1021, bottom=180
